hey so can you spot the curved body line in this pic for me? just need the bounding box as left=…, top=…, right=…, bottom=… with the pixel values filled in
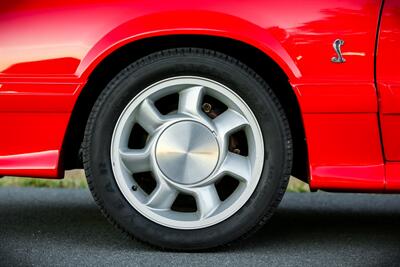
left=0, top=0, right=396, bottom=193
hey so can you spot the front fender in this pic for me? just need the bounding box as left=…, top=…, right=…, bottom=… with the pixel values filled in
left=76, top=10, right=301, bottom=82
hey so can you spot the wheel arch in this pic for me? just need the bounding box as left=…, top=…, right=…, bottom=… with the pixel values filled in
left=62, top=34, right=309, bottom=182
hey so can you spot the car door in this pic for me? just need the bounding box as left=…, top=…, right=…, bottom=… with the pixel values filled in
left=376, top=0, right=400, bottom=189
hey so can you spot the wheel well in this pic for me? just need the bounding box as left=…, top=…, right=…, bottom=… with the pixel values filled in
left=62, top=35, right=309, bottom=182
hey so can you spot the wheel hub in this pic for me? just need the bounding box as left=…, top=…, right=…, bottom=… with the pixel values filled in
left=111, top=76, right=264, bottom=229
left=155, top=121, right=219, bottom=185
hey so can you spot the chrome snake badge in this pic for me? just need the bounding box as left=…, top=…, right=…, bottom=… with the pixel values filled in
left=331, top=39, right=346, bottom=63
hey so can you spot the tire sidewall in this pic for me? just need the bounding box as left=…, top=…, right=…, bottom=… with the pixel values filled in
left=84, top=50, right=291, bottom=249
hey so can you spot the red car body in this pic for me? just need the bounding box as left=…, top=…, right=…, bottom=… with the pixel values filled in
left=1, top=0, right=399, bottom=192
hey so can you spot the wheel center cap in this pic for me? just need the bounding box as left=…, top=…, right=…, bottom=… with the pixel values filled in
left=155, top=121, right=219, bottom=185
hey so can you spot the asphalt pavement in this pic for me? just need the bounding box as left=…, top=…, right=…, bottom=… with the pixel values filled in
left=0, top=188, right=400, bottom=267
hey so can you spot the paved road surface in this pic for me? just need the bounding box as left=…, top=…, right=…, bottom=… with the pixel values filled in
left=1, top=188, right=399, bottom=266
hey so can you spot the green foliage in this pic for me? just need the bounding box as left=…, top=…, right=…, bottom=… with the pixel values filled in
left=0, top=170, right=87, bottom=189
left=286, top=177, right=310, bottom=192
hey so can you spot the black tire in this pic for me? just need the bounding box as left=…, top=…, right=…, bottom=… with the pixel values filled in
left=82, top=48, right=292, bottom=250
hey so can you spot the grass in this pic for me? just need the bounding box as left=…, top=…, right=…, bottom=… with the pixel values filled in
left=0, top=170, right=88, bottom=189
left=0, top=170, right=310, bottom=192
left=286, top=177, right=310, bottom=192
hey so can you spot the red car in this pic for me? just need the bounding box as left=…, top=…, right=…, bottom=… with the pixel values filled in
left=1, top=0, right=399, bottom=250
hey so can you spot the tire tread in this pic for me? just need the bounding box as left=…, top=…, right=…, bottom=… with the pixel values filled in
left=82, top=48, right=292, bottom=251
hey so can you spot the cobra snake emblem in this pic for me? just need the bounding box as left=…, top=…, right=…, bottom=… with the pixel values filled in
left=331, top=39, right=346, bottom=63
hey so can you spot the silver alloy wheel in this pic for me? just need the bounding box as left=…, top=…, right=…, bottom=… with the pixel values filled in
left=111, top=76, right=264, bottom=229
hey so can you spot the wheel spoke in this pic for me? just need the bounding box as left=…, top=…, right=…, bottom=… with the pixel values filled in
left=194, top=185, right=221, bottom=219
left=178, top=86, right=204, bottom=116
left=145, top=181, right=178, bottom=210
left=136, top=99, right=164, bottom=134
left=220, top=152, right=251, bottom=183
left=119, top=147, right=151, bottom=174
left=213, top=109, right=248, bottom=140
left=111, top=77, right=264, bottom=229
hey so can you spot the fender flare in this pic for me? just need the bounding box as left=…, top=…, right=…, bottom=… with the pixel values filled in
left=75, top=10, right=301, bottom=82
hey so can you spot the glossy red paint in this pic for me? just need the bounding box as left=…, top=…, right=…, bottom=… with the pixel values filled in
left=0, top=150, right=60, bottom=178
left=304, top=114, right=385, bottom=191
left=293, top=83, right=378, bottom=113
left=379, top=115, right=400, bottom=161
left=0, top=0, right=381, bottom=83
left=376, top=0, right=400, bottom=162
left=0, top=0, right=398, bottom=192
left=0, top=112, right=70, bottom=177
left=385, top=163, right=400, bottom=192
left=0, top=83, right=81, bottom=113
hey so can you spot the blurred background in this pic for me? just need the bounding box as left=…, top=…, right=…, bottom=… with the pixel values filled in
left=0, top=171, right=310, bottom=192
